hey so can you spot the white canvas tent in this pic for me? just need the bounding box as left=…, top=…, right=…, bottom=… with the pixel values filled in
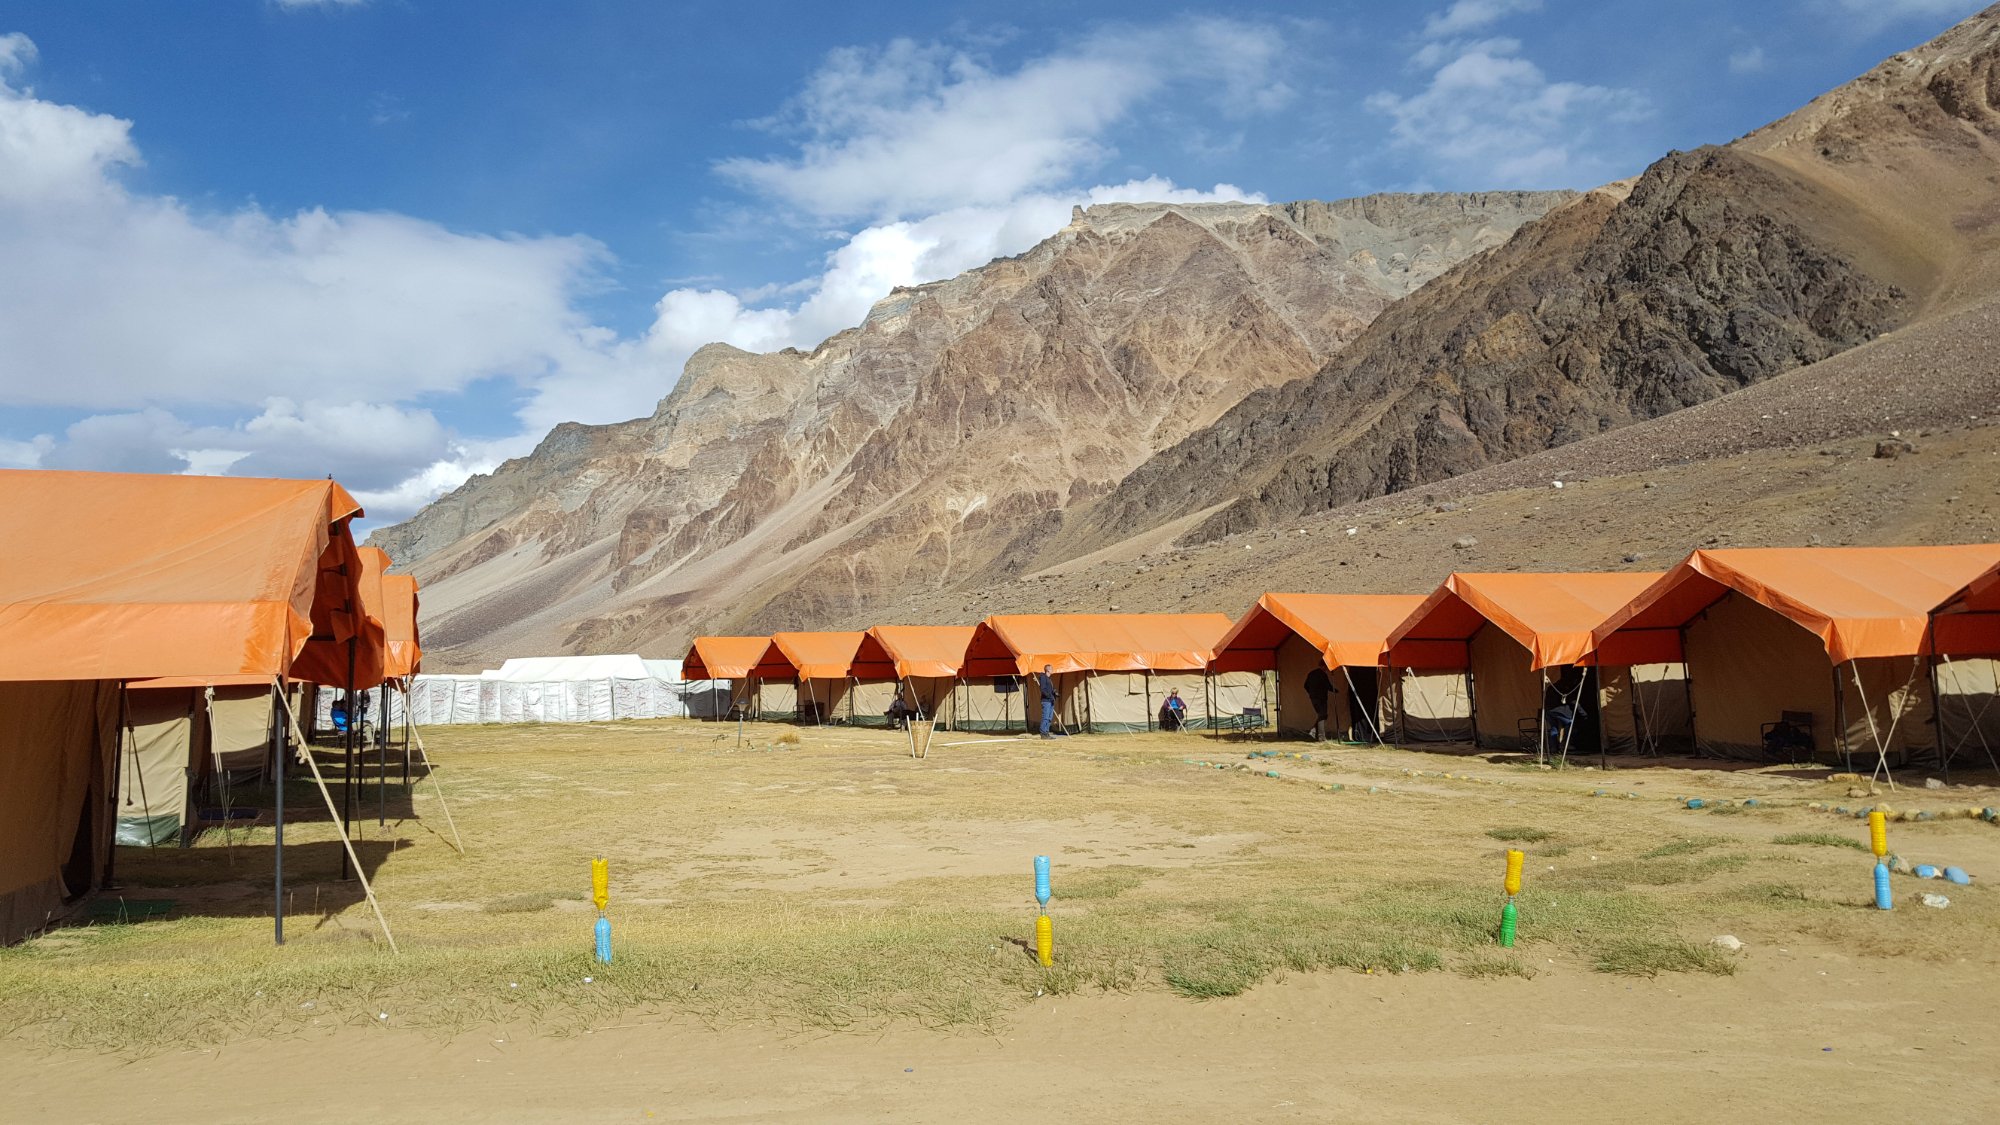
left=317, top=655, right=727, bottom=726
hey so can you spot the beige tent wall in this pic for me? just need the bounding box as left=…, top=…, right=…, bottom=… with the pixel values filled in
left=1275, top=635, right=1340, bottom=736
left=955, top=677, right=1024, bottom=732
left=1686, top=592, right=1838, bottom=759
left=1842, top=656, right=1936, bottom=765
left=1470, top=626, right=1542, bottom=750
left=119, top=687, right=196, bottom=847
left=1391, top=670, right=1475, bottom=742
left=836, top=678, right=900, bottom=726
left=795, top=678, right=844, bottom=724
left=1630, top=664, right=1694, bottom=753
left=753, top=678, right=798, bottom=721
left=1203, top=671, right=1265, bottom=730
left=1083, top=671, right=1154, bottom=732
left=905, top=676, right=957, bottom=725
left=1936, top=657, right=2000, bottom=769
left=1025, top=672, right=1086, bottom=733
left=207, top=685, right=272, bottom=772
left=1, top=680, right=119, bottom=946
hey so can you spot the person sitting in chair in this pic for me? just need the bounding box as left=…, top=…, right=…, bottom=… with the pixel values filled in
left=886, top=693, right=914, bottom=730
left=1159, top=688, right=1188, bottom=732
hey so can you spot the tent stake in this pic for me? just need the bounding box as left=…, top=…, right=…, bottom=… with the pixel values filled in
left=276, top=684, right=397, bottom=953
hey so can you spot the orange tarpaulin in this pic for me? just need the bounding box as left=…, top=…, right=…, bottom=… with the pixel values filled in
left=290, top=545, right=390, bottom=690
left=853, top=626, right=976, bottom=680
left=1388, top=572, right=1663, bottom=671
left=769, top=632, right=866, bottom=681
left=1212, top=593, right=1428, bottom=673
left=1934, top=560, right=2000, bottom=657
left=684, top=636, right=793, bottom=680
left=964, top=613, right=1234, bottom=676
left=0, top=470, right=367, bottom=683
left=381, top=573, right=422, bottom=679
left=1589, top=546, right=2000, bottom=664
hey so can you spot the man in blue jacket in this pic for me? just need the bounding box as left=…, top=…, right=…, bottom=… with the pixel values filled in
left=1037, top=664, right=1058, bottom=739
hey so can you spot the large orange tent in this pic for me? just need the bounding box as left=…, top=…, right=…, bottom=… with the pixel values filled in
left=1386, top=572, right=1680, bottom=755
left=1588, top=546, right=2000, bottom=767
left=770, top=631, right=865, bottom=724
left=0, top=470, right=381, bottom=946
left=1210, top=593, right=1431, bottom=740
left=850, top=626, right=975, bottom=727
left=963, top=613, right=1257, bottom=732
left=682, top=636, right=798, bottom=720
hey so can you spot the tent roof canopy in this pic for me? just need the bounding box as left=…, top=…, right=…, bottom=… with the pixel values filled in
left=964, top=613, right=1234, bottom=676
left=381, top=572, right=422, bottom=680
left=1212, top=593, right=1427, bottom=672
left=1388, top=572, right=1662, bottom=671
left=854, top=625, right=976, bottom=680
left=1590, top=545, right=2000, bottom=665
left=769, top=632, right=866, bottom=680
left=682, top=636, right=793, bottom=680
left=0, top=469, right=369, bottom=683
left=1934, top=559, right=2000, bottom=657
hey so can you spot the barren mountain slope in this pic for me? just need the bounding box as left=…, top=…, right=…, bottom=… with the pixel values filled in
left=1060, top=6, right=2000, bottom=561
left=373, top=193, right=1573, bottom=665
left=869, top=296, right=2000, bottom=629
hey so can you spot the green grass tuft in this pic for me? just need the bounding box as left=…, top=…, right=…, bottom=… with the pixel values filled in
left=1486, top=826, right=1555, bottom=843
left=1593, top=937, right=1738, bottom=977
left=1772, top=832, right=1867, bottom=851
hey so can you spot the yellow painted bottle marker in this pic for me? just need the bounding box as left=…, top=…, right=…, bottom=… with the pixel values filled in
left=1035, top=914, right=1053, bottom=967
left=592, top=857, right=610, bottom=912
left=1504, top=848, right=1524, bottom=897
left=1867, top=811, right=1888, bottom=858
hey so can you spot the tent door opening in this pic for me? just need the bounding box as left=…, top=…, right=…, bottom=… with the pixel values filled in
left=1346, top=667, right=1381, bottom=741
left=1543, top=666, right=1602, bottom=756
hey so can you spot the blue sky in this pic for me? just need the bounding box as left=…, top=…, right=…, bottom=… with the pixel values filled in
left=0, top=0, right=1984, bottom=527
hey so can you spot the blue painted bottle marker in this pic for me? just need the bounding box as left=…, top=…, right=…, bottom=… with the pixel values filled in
left=595, top=915, right=613, bottom=963
left=1034, top=855, right=1051, bottom=909
left=1873, top=862, right=1893, bottom=911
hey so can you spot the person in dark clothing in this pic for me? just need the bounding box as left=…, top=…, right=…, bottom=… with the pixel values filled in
left=1303, top=666, right=1332, bottom=742
left=1036, top=664, right=1058, bottom=739
left=1159, top=688, right=1188, bottom=732
left=886, top=693, right=914, bottom=730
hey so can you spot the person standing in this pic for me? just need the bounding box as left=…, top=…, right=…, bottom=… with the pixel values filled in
left=1304, top=666, right=1332, bottom=742
left=1036, top=664, right=1058, bottom=739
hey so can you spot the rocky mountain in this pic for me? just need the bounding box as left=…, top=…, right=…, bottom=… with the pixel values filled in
left=374, top=192, right=1573, bottom=663
left=1056, top=7, right=2000, bottom=558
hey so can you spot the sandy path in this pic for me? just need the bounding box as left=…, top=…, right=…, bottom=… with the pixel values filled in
left=12, top=952, right=1995, bottom=1125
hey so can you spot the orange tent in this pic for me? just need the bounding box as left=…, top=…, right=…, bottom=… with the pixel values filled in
left=1591, top=546, right=2000, bottom=665
left=1587, top=546, right=2000, bottom=765
left=1211, top=594, right=1425, bottom=741
left=682, top=636, right=798, bottom=720
left=0, top=470, right=368, bottom=682
left=1385, top=572, right=1665, bottom=754
left=1389, top=572, right=1662, bottom=672
left=290, top=545, right=391, bottom=691
left=771, top=632, right=864, bottom=724
left=850, top=626, right=976, bottom=727
left=963, top=613, right=1251, bottom=733
left=0, top=470, right=372, bottom=946
left=1212, top=593, right=1425, bottom=672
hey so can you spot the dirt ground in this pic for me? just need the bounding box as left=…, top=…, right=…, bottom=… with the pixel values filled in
left=7, top=720, right=2000, bottom=1123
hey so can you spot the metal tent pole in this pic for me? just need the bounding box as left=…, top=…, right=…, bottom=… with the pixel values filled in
left=341, top=635, right=356, bottom=880
left=271, top=682, right=285, bottom=946
left=378, top=680, right=389, bottom=827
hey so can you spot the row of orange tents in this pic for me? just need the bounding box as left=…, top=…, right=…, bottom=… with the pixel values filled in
left=684, top=546, right=2000, bottom=768
left=0, top=470, right=427, bottom=946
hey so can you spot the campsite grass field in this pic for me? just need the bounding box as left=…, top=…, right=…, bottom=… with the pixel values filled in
left=8, top=720, right=2000, bottom=1060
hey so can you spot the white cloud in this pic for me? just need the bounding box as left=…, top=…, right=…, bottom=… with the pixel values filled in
left=1729, top=46, right=1767, bottom=74
left=716, top=19, right=1291, bottom=221
left=1368, top=36, right=1648, bottom=189
left=1, top=27, right=1277, bottom=529
left=1423, top=0, right=1543, bottom=38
